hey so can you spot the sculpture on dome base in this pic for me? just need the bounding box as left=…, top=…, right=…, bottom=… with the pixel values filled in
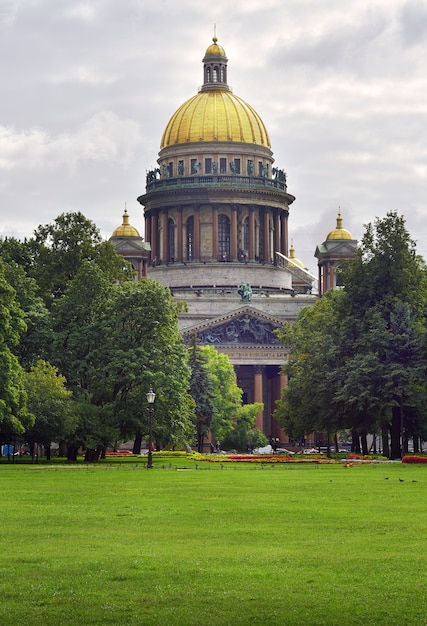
left=238, top=282, right=252, bottom=302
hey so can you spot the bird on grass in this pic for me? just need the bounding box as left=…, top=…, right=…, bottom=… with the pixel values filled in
left=399, top=478, right=405, bottom=482
left=383, top=476, right=389, bottom=480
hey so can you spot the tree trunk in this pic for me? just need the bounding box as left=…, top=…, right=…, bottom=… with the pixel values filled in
left=45, top=445, right=51, bottom=461
left=67, top=444, right=79, bottom=462
left=403, top=432, right=409, bottom=455
left=334, top=432, right=339, bottom=453
left=58, top=440, right=67, bottom=457
left=197, top=432, right=204, bottom=454
left=390, top=406, right=402, bottom=459
left=361, top=432, right=368, bottom=456
left=413, top=436, right=420, bottom=453
left=351, top=430, right=361, bottom=454
left=326, top=430, right=331, bottom=458
left=133, top=432, right=142, bottom=455
left=84, top=448, right=101, bottom=462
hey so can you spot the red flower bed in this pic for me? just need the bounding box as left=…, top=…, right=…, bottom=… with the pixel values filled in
left=105, top=451, right=133, bottom=456
left=346, top=453, right=361, bottom=460
left=402, top=455, right=427, bottom=464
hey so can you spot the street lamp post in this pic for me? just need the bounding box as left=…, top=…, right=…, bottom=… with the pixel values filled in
left=146, top=388, right=156, bottom=469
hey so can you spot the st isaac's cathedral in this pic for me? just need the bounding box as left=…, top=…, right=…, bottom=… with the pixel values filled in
left=110, top=37, right=357, bottom=441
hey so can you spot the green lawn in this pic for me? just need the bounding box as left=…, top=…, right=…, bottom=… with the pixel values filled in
left=0, top=461, right=426, bottom=625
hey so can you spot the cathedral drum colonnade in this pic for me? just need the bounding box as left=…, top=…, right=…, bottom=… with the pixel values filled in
left=112, top=36, right=356, bottom=445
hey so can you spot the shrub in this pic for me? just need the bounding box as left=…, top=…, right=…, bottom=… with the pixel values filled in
left=402, top=455, right=427, bottom=464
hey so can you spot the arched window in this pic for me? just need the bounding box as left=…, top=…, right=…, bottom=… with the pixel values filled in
left=168, top=218, right=175, bottom=262
left=206, top=67, right=211, bottom=83
left=213, top=66, right=218, bottom=82
left=218, top=214, right=230, bottom=261
left=186, top=216, right=194, bottom=261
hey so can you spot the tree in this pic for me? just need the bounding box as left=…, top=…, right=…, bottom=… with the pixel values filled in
left=0, top=261, right=34, bottom=442
left=275, top=213, right=427, bottom=458
left=24, top=360, right=74, bottom=461
left=200, top=346, right=243, bottom=441
left=339, top=212, right=427, bottom=457
left=31, top=212, right=132, bottom=305
left=2, top=260, right=52, bottom=368
left=221, top=403, right=266, bottom=452
left=0, top=236, right=38, bottom=278
left=275, top=290, right=348, bottom=454
left=188, top=333, right=216, bottom=452
left=339, top=212, right=427, bottom=317
left=99, top=280, right=194, bottom=452
left=53, top=268, right=194, bottom=455
left=51, top=260, right=112, bottom=397
left=200, top=345, right=266, bottom=450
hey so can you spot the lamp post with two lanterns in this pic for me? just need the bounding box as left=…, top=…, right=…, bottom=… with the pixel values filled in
left=146, top=388, right=156, bottom=469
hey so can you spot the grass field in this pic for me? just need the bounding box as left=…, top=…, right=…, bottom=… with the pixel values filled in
left=0, top=459, right=426, bottom=625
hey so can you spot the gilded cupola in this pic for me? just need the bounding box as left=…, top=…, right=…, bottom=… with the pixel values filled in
left=111, top=209, right=140, bottom=238
left=160, top=37, right=270, bottom=148
left=288, top=242, right=305, bottom=268
left=326, top=211, right=353, bottom=241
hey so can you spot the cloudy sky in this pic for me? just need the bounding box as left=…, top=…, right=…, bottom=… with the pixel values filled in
left=1, top=0, right=427, bottom=274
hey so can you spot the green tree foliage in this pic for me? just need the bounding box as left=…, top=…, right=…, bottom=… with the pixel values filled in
left=51, top=260, right=112, bottom=396
left=274, top=290, right=348, bottom=452
left=31, top=211, right=132, bottom=305
left=339, top=212, right=427, bottom=456
left=221, top=403, right=267, bottom=452
left=2, top=261, right=52, bottom=367
left=188, top=333, right=216, bottom=452
left=275, top=212, right=427, bottom=458
left=52, top=268, right=193, bottom=455
left=339, top=212, right=427, bottom=317
left=200, top=345, right=266, bottom=450
left=0, top=261, right=33, bottom=437
left=200, top=346, right=243, bottom=441
left=24, top=360, right=74, bottom=460
left=104, top=280, right=194, bottom=452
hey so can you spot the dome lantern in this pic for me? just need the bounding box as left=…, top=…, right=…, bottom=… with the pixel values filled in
left=201, top=36, right=229, bottom=91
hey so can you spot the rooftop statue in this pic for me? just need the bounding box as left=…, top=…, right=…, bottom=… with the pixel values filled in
left=238, top=282, right=252, bottom=301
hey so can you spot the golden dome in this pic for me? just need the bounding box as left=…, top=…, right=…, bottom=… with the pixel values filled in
left=112, top=209, right=140, bottom=237
left=204, top=36, right=226, bottom=58
left=326, top=212, right=353, bottom=241
left=289, top=243, right=305, bottom=268
left=161, top=91, right=270, bottom=148
left=160, top=37, right=270, bottom=149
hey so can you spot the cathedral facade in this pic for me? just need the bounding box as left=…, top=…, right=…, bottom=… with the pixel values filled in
left=111, top=37, right=356, bottom=443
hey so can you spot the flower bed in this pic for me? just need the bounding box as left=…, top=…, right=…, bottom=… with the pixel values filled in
left=105, top=451, right=133, bottom=456
left=402, top=455, right=427, bottom=464
left=200, top=454, right=338, bottom=464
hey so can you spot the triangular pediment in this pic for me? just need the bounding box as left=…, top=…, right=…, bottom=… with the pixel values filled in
left=111, top=238, right=151, bottom=254
left=316, top=240, right=357, bottom=258
left=183, top=306, right=283, bottom=346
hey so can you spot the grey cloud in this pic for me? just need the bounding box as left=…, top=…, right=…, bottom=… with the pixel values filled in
left=399, top=0, right=427, bottom=45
